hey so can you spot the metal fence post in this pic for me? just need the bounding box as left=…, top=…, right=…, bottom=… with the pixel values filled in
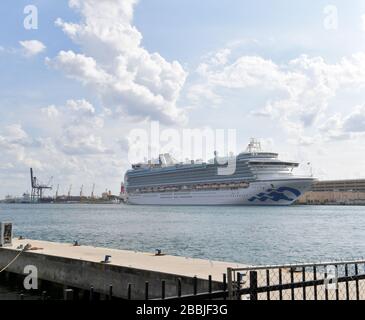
left=236, top=272, right=242, bottom=300
left=335, top=265, right=339, bottom=301
left=223, top=273, right=227, bottom=300
left=266, top=269, right=270, bottom=300
left=324, top=269, right=329, bottom=300
left=227, top=268, right=233, bottom=300
left=249, top=271, right=258, bottom=301
left=290, top=269, right=295, bottom=300
left=355, top=264, right=359, bottom=300
left=313, top=266, right=318, bottom=301
left=279, top=268, right=283, bottom=300
left=345, top=264, right=349, bottom=300
left=302, top=267, right=306, bottom=301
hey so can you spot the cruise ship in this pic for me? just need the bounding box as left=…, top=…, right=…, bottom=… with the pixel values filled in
left=124, top=139, right=315, bottom=206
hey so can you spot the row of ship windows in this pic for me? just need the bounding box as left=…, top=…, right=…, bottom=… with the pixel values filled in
left=127, top=170, right=253, bottom=183
left=128, top=182, right=251, bottom=194
left=127, top=165, right=253, bottom=178
left=127, top=175, right=253, bottom=187
left=127, top=172, right=253, bottom=181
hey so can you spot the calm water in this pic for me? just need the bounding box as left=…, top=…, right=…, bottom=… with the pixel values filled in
left=0, top=203, right=364, bottom=265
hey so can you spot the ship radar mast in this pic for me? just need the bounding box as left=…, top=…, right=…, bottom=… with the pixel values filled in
left=246, top=138, right=262, bottom=154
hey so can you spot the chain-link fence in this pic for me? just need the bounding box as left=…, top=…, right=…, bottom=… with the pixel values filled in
left=227, top=260, right=365, bottom=300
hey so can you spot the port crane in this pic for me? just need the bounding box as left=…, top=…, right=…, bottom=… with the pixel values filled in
left=30, top=168, right=52, bottom=202
left=68, top=185, right=72, bottom=199
left=55, top=184, right=60, bottom=199
left=91, top=184, right=95, bottom=199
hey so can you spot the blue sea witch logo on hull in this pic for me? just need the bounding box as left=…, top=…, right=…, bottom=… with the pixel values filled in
left=248, top=187, right=301, bottom=202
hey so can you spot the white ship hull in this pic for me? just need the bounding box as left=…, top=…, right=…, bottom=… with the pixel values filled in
left=127, top=178, right=314, bottom=206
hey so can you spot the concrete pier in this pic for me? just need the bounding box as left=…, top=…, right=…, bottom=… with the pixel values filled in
left=0, top=239, right=245, bottom=299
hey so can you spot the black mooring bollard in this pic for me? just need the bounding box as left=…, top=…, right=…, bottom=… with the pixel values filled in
left=161, top=280, right=166, bottom=300
left=193, top=276, right=198, bottom=295
left=64, top=289, right=74, bottom=301
left=145, top=282, right=149, bottom=300
left=90, top=286, right=94, bottom=301
left=108, top=285, right=113, bottom=300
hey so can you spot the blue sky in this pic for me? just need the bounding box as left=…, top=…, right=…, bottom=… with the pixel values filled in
left=1, top=0, right=365, bottom=197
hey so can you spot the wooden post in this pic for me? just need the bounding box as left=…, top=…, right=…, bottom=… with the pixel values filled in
left=249, top=271, right=258, bottom=301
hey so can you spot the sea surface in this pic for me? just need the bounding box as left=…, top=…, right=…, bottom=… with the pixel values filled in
left=0, top=203, right=364, bottom=265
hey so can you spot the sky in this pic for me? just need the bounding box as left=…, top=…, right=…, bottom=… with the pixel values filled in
left=1, top=0, right=365, bottom=198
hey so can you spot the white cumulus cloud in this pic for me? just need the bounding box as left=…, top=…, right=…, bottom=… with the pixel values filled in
left=342, top=105, right=365, bottom=133
left=41, top=105, right=59, bottom=118
left=49, top=0, right=188, bottom=124
left=190, top=46, right=365, bottom=143
left=19, top=40, right=46, bottom=56
left=66, top=99, right=95, bottom=115
left=361, top=14, right=365, bottom=32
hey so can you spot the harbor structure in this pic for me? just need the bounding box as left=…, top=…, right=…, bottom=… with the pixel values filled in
left=1, top=238, right=365, bottom=300
left=0, top=238, right=237, bottom=299
left=2, top=169, right=123, bottom=204
left=297, top=179, right=365, bottom=205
